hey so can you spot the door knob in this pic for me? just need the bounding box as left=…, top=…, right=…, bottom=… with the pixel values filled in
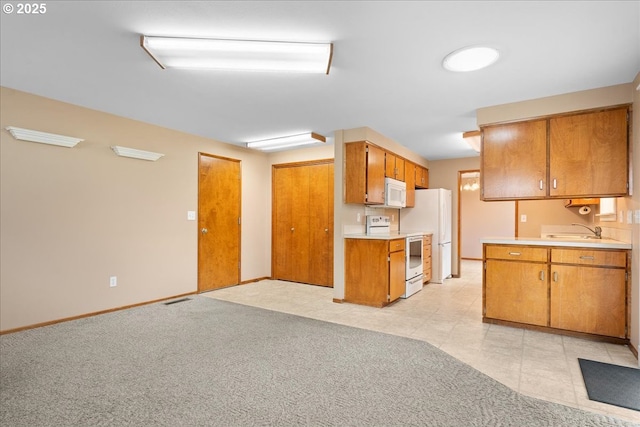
left=201, top=228, right=208, bottom=234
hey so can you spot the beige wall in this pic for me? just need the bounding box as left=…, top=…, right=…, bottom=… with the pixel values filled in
left=0, top=87, right=274, bottom=331
left=516, top=200, right=592, bottom=237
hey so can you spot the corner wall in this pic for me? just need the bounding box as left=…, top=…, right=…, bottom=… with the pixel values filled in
left=0, top=87, right=272, bottom=331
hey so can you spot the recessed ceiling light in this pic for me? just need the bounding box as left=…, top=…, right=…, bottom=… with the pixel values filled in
left=443, top=46, right=500, bottom=72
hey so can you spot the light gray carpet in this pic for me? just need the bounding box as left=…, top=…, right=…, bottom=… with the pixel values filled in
left=1, top=296, right=637, bottom=426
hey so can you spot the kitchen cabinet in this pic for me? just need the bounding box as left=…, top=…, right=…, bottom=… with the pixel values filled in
left=483, top=243, right=629, bottom=341
left=273, top=162, right=334, bottom=287
left=385, top=151, right=405, bottom=181
left=405, top=162, right=416, bottom=207
left=550, top=248, right=627, bottom=338
left=344, top=238, right=405, bottom=307
left=345, top=142, right=385, bottom=205
left=481, top=119, right=547, bottom=200
left=481, top=106, right=629, bottom=200
left=549, top=108, right=628, bottom=197
left=415, top=165, right=429, bottom=189
left=484, top=245, right=549, bottom=326
left=423, top=234, right=432, bottom=283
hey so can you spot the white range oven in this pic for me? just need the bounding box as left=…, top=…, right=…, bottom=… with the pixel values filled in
left=402, top=234, right=424, bottom=298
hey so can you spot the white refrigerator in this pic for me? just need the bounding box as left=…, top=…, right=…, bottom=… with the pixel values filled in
left=400, top=188, right=452, bottom=283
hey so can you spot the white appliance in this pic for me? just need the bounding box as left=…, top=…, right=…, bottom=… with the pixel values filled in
left=400, top=188, right=452, bottom=283
left=402, top=234, right=424, bottom=298
left=381, top=177, right=406, bottom=208
left=366, top=215, right=390, bottom=235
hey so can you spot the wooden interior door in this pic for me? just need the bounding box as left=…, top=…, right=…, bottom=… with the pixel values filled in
left=272, top=160, right=333, bottom=287
left=308, top=163, right=334, bottom=287
left=198, top=153, right=241, bottom=292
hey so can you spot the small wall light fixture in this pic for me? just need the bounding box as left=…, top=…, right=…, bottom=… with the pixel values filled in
left=246, top=132, right=326, bottom=151
left=111, top=146, right=165, bottom=161
left=5, top=126, right=83, bottom=148
left=141, top=35, right=333, bottom=74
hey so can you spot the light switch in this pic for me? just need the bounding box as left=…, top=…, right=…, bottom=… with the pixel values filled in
left=635, top=210, right=640, bottom=224
left=627, top=210, right=633, bottom=224
left=187, top=211, right=196, bottom=221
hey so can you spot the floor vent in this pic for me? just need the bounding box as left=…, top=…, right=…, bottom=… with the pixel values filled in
left=164, top=297, right=192, bottom=306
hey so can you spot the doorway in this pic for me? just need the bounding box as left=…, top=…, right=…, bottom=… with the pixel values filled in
left=198, top=153, right=241, bottom=292
left=457, top=169, right=515, bottom=274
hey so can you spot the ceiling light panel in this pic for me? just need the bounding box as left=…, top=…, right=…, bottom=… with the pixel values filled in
left=141, top=36, right=333, bottom=74
left=246, top=132, right=326, bottom=151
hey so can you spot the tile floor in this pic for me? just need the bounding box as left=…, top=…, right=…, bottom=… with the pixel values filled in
left=202, top=260, right=640, bottom=424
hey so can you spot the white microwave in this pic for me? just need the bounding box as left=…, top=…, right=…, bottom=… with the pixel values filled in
left=383, top=177, right=406, bottom=208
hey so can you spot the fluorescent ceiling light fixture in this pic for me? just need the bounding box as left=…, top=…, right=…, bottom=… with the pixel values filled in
left=111, top=146, right=164, bottom=161
left=462, top=130, right=481, bottom=152
left=141, top=35, right=333, bottom=74
left=443, top=46, right=499, bottom=72
left=246, top=132, right=326, bottom=151
left=6, top=126, right=83, bottom=148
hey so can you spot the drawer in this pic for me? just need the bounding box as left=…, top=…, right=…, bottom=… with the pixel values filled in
left=551, top=248, right=627, bottom=268
left=389, top=239, right=405, bottom=252
left=423, top=258, right=431, bottom=269
left=423, top=245, right=432, bottom=257
left=423, top=235, right=432, bottom=245
left=485, top=245, right=548, bottom=262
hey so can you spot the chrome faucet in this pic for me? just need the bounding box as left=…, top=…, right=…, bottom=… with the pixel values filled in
left=571, top=223, right=602, bottom=239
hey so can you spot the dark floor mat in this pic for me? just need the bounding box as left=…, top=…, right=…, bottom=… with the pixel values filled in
left=578, top=358, right=640, bottom=412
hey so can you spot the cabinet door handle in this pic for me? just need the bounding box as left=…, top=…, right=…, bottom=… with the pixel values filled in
left=540, top=271, right=545, bottom=281
left=539, top=179, right=543, bottom=190
left=291, top=227, right=295, bottom=231
left=579, top=255, right=594, bottom=260
left=553, top=271, right=558, bottom=282
left=508, top=252, right=521, bottom=256
left=553, top=178, right=557, bottom=189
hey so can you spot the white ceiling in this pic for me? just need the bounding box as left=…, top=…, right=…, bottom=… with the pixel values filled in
left=1, top=1, right=639, bottom=160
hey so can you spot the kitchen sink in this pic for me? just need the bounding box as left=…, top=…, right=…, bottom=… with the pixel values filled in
left=543, top=234, right=600, bottom=240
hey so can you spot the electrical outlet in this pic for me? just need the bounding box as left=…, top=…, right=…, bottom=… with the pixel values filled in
left=357, top=212, right=361, bottom=223
left=635, top=210, right=640, bottom=224
left=627, top=210, right=633, bottom=224
left=187, top=211, right=196, bottom=221
left=520, top=214, right=527, bottom=223
left=110, top=276, right=117, bottom=288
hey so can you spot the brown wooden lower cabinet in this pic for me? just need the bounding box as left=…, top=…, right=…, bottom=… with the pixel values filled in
left=550, top=264, right=626, bottom=338
left=485, top=259, right=548, bottom=327
left=423, top=234, right=432, bottom=283
left=345, top=238, right=405, bottom=307
left=483, top=243, right=629, bottom=342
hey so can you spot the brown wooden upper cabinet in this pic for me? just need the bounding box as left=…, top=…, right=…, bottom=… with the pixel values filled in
left=415, top=165, right=429, bottom=189
left=481, top=106, right=629, bottom=201
left=481, top=119, right=547, bottom=200
left=345, top=141, right=385, bottom=204
left=385, top=151, right=405, bottom=181
left=549, top=108, right=628, bottom=197
left=405, top=162, right=416, bottom=208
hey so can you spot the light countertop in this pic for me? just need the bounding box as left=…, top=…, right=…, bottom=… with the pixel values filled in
left=345, top=231, right=433, bottom=240
left=480, top=237, right=631, bottom=250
